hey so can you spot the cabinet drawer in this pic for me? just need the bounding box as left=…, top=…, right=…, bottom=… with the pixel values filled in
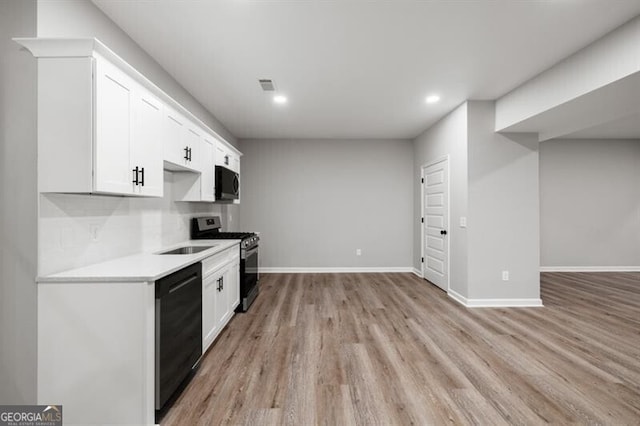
left=201, top=246, right=239, bottom=277
left=202, top=252, right=228, bottom=277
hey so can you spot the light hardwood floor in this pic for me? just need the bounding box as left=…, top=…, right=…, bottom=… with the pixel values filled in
left=162, top=272, right=640, bottom=425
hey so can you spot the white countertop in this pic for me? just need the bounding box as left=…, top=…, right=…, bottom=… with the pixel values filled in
left=37, top=239, right=240, bottom=283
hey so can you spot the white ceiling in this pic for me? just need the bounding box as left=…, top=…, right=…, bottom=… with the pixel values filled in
left=92, top=0, right=640, bottom=140
left=560, top=113, right=640, bottom=140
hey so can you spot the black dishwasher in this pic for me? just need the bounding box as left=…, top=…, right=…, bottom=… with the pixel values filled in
left=155, top=262, right=202, bottom=411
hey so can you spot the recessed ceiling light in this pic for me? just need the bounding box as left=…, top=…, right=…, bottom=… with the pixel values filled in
left=425, top=95, right=440, bottom=104
left=273, top=95, right=288, bottom=104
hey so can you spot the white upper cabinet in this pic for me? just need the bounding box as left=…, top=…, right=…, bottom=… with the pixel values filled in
left=15, top=37, right=241, bottom=200
left=29, top=49, right=164, bottom=197
left=94, top=56, right=135, bottom=194
left=184, top=123, right=204, bottom=172
left=163, top=107, right=201, bottom=172
left=215, top=141, right=240, bottom=173
left=173, top=136, right=215, bottom=202
left=93, top=57, right=164, bottom=197
left=132, top=88, right=164, bottom=197
left=200, top=136, right=216, bottom=201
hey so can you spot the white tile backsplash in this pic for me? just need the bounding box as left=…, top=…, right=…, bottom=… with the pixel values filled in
left=38, top=171, right=226, bottom=275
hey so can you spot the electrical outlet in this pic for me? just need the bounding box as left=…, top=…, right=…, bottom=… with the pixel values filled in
left=356, top=249, right=362, bottom=256
left=502, top=270, right=509, bottom=281
left=460, top=217, right=467, bottom=228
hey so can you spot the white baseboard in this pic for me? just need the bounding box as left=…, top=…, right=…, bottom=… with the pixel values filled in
left=411, top=268, right=423, bottom=278
left=540, top=266, right=640, bottom=272
left=260, top=267, right=414, bottom=274
left=448, top=289, right=543, bottom=308
left=447, top=289, right=467, bottom=306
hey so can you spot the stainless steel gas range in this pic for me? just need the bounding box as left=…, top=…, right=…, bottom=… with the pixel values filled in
left=191, top=216, right=259, bottom=312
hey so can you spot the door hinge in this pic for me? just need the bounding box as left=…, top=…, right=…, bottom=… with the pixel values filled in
left=421, top=257, right=424, bottom=263
left=421, top=217, right=424, bottom=223
left=421, top=178, right=424, bottom=183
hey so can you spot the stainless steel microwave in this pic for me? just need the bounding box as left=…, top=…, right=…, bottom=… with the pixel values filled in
left=215, top=165, right=239, bottom=201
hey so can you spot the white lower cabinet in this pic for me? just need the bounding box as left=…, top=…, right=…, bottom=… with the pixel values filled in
left=38, top=281, right=156, bottom=425
left=36, top=243, right=240, bottom=425
left=202, top=246, right=241, bottom=353
left=227, top=258, right=240, bottom=312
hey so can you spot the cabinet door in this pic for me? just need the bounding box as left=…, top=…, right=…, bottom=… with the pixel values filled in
left=94, top=56, right=134, bottom=195
left=214, top=142, right=239, bottom=173
left=231, top=155, right=240, bottom=174
left=184, top=125, right=203, bottom=172
left=202, top=273, right=217, bottom=352
left=132, top=87, right=163, bottom=197
left=200, top=138, right=215, bottom=202
left=215, top=271, right=229, bottom=331
left=163, top=107, right=194, bottom=171
left=214, top=143, right=228, bottom=167
left=228, top=259, right=240, bottom=311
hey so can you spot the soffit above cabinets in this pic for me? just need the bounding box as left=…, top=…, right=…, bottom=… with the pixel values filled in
left=495, top=16, right=640, bottom=142
left=558, top=113, right=640, bottom=140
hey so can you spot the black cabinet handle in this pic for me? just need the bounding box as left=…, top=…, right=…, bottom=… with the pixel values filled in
left=440, top=230, right=447, bottom=235
left=188, top=147, right=192, bottom=161
left=139, top=167, right=144, bottom=187
left=184, top=146, right=189, bottom=161
left=224, top=155, right=229, bottom=165
left=132, top=167, right=139, bottom=185
left=216, top=277, right=222, bottom=292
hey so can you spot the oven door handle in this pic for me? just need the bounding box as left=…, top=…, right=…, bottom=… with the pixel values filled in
left=243, top=246, right=259, bottom=258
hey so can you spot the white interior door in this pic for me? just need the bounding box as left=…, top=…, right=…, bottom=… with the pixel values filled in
left=422, top=158, right=449, bottom=291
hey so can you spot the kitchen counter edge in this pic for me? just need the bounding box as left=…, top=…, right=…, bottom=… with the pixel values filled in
left=37, top=239, right=241, bottom=283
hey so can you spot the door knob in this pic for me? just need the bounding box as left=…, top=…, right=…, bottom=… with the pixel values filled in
left=440, top=230, right=447, bottom=235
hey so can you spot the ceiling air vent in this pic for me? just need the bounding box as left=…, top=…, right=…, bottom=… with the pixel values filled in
left=258, top=79, right=276, bottom=92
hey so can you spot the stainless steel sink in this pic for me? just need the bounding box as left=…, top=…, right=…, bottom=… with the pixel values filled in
left=158, top=245, right=215, bottom=255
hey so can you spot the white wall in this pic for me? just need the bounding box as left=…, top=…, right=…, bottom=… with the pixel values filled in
left=239, top=139, right=413, bottom=270
left=413, top=103, right=469, bottom=296
left=0, top=0, right=37, bottom=404
left=467, top=101, right=540, bottom=300
left=39, top=173, right=228, bottom=275
left=413, top=102, right=540, bottom=303
left=540, top=139, right=640, bottom=269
